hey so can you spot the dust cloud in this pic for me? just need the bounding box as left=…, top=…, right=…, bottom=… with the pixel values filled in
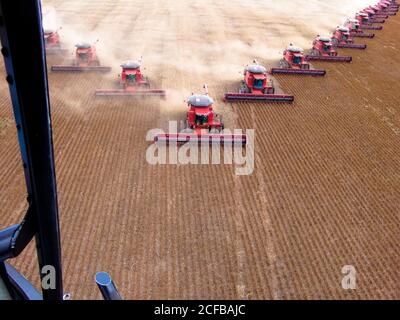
left=41, top=0, right=377, bottom=107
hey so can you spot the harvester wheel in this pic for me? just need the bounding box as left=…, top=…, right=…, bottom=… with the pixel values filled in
left=143, top=77, right=151, bottom=87
left=309, top=49, right=320, bottom=56
left=91, top=60, right=100, bottom=66
left=214, top=115, right=224, bottom=130
left=265, top=87, right=275, bottom=94
left=279, top=59, right=290, bottom=69
left=179, top=120, right=185, bottom=132
left=239, top=83, right=250, bottom=94
left=182, top=120, right=194, bottom=133
left=267, top=79, right=275, bottom=94
left=209, top=128, right=220, bottom=134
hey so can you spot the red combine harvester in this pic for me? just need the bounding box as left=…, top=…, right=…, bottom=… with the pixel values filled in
left=44, top=27, right=67, bottom=54
left=95, top=60, right=165, bottom=98
left=356, top=12, right=385, bottom=24
left=51, top=41, right=111, bottom=72
left=362, top=7, right=389, bottom=19
left=382, top=0, right=399, bottom=11
left=270, top=44, right=326, bottom=76
left=345, top=19, right=375, bottom=38
left=331, top=26, right=367, bottom=49
left=373, top=0, right=398, bottom=14
left=357, top=13, right=384, bottom=31
left=383, top=0, right=399, bottom=10
left=366, top=2, right=397, bottom=17
left=305, top=36, right=352, bottom=62
left=154, top=85, right=247, bottom=145
left=224, top=60, right=294, bottom=102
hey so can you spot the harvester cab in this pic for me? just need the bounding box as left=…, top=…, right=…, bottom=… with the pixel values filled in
left=224, top=60, right=294, bottom=102
left=242, top=61, right=273, bottom=95
left=356, top=12, right=371, bottom=24
left=283, top=45, right=308, bottom=69
left=314, top=36, right=337, bottom=55
left=75, top=42, right=98, bottom=66
left=270, top=44, right=326, bottom=76
left=345, top=18, right=361, bottom=32
left=119, top=60, right=149, bottom=89
left=185, top=86, right=223, bottom=133
left=332, top=26, right=352, bottom=45
left=154, top=85, right=247, bottom=145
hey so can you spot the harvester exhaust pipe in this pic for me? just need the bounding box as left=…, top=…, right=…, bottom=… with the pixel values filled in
left=203, top=83, right=209, bottom=95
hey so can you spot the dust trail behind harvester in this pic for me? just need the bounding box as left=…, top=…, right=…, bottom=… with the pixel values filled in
left=42, top=0, right=376, bottom=77
left=41, top=0, right=376, bottom=115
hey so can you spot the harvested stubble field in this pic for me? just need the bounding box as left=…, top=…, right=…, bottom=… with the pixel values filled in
left=0, top=0, right=399, bottom=299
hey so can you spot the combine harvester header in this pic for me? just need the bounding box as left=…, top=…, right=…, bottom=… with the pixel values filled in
left=224, top=60, right=294, bottom=102
left=95, top=60, right=166, bottom=98
left=155, top=85, right=247, bottom=145
left=270, top=44, right=326, bottom=76
left=51, top=41, right=111, bottom=72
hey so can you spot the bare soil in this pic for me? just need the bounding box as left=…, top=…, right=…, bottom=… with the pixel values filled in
left=0, top=0, right=399, bottom=299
